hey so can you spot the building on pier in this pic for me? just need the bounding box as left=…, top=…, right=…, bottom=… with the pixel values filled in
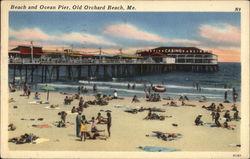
left=9, top=45, right=43, bottom=58
left=136, top=46, right=218, bottom=64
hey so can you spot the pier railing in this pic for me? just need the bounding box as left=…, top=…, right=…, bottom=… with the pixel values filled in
left=8, top=57, right=217, bottom=65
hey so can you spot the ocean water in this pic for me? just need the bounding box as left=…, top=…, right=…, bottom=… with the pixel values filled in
left=9, top=63, right=241, bottom=102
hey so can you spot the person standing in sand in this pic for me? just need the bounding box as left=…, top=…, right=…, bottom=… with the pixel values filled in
left=106, top=112, right=112, bottom=137
left=80, top=115, right=88, bottom=141
left=76, top=112, right=82, bottom=137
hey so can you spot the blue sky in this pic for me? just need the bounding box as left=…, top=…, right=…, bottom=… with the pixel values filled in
left=9, top=12, right=241, bottom=61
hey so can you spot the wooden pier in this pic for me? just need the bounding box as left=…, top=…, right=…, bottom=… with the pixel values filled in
left=8, top=59, right=219, bottom=84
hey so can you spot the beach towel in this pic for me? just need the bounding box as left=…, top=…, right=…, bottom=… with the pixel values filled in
left=138, top=146, right=179, bottom=152
left=202, top=123, right=218, bottom=127
left=45, top=106, right=60, bottom=110
left=148, top=131, right=182, bottom=141
left=66, top=111, right=78, bottom=115
left=32, top=138, right=49, bottom=144
left=29, top=101, right=49, bottom=104
left=32, top=124, right=52, bottom=128
left=114, top=105, right=129, bottom=109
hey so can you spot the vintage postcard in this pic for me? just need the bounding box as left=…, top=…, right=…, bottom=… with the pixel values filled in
left=1, top=0, right=249, bottom=158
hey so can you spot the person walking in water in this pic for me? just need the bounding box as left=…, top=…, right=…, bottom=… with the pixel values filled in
left=224, top=91, right=228, bottom=101
left=106, top=112, right=112, bottom=137
left=76, top=112, right=82, bottom=137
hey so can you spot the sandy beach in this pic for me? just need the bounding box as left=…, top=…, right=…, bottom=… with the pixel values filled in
left=8, top=90, right=241, bottom=151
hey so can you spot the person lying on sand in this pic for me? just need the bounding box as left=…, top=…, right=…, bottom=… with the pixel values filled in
left=181, top=101, right=196, bottom=107
left=144, top=108, right=168, bottom=120
left=194, top=114, right=203, bottom=126
left=86, top=131, right=107, bottom=140
left=50, top=104, right=59, bottom=108
left=223, top=119, right=235, bottom=130
left=8, top=123, right=16, bottom=131
left=202, top=103, right=216, bottom=111
left=150, top=131, right=182, bottom=141
left=8, top=98, right=15, bottom=103
left=164, top=101, right=178, bottom=107
left=163, top=96, right=173, bottom=100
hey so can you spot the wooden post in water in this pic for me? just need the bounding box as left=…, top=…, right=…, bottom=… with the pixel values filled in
left=25, top=65, right=28, bottom=83
left=44, top=65, right=47, bottom=82
left=56, top=66, right=60, bottom=81
left=41, top=65, right=44, bottom=83
left=31, top=65, right=34, bottom=83
left=13, top=65, right=16, bottom=84
left=78, top=65, right=81, bottom=80
left=95, top=65, right=99, bottom=79
left=19, top=65, right=23, bottom=83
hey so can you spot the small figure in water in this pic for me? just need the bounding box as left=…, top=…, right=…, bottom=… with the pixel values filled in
left=127, top=83, right=130, bottom=89
left=93, top=84, right=97, bottom=93
left=132, top=83, right=136, bottom=89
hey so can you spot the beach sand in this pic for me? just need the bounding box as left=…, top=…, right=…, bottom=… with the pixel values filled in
left=8, top=91, right=241, bottom=151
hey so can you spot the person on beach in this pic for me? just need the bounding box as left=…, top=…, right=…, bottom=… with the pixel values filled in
left=93, top=84, right=97, bottom=93
left=58, top=111, right=67, bottom=124
left=78, top=86, right=81, bottom=95
left=34, top=92, right=40, bottom=100
left=233, top=110, right=240, bottom=121
left=27, top=89, right=31, bottom=99
left=145, top=108, right=152, bottom=120
left=215, top=111, right=221, bottom=127
left=76, top=112, right=82, bottom=137
left=23, top=84, right=28, bottom=96
left=113, top=90, right=118, bottom=99
left=194, top=114, right=203, bottom=125
left=96, top=112, right=106, bottom=124
left=132, top=95, right=139, bottom=103
left=232, top=88, right=238, bottom=103
left=71, top=106, right=77, bottom=113
left=216, top=103, right=224, bottom=112
left=231, top=104, right=238, bottom=111
left=79, top=97, right=84, bottom=106
left=90, top=117, right=98, bottom=132
left=223, top=110, right=231, bottom=121
left=80, top=115, right=88, bottom=141
left=224, top=91, right=228, bottom=101
left=106, top=112, right=112, bottom=137
left=211, top=111, right=216, bottom=121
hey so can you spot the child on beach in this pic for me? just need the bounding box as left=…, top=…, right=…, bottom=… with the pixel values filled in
left=96, top=112, right=106, bottom=124
left=106, top=112, right=112, bottom=137
left=34, top=92, right=40, bottom=100
left=194, top=114, right=203, bottom=126
left=80, top=115, right=88, bottom=141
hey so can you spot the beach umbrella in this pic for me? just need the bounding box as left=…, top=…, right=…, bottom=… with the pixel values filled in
left=41, top=85, right=55, bottom=101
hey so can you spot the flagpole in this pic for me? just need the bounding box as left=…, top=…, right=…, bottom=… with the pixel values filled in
left=31, top=41, right=34, bottom=63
